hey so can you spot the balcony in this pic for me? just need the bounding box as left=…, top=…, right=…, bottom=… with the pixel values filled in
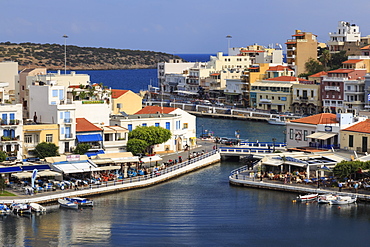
left=0, top=119, right=20, bottom=126
left=260, top=99, right=272, bottom=103
left=64, top=118, right=72, bottom=123
left=61, top=133, right=73, bottom=139
left=1, top=135, right=20, bottom=142
left=324, top=86, right=340, bottom=91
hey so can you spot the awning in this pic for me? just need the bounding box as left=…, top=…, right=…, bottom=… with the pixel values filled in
left=98, top=165, right=121, bottom=171
left=141, top=155, right=162, bottom=163
left=12, top=171, right=38, bottom=179
left=92, top=158, right=114, bottom=164
left=76, top=134, right=103, bottom=142
left=0, top=166, right=22, bottom=173
left=173, top=90, right=198, bottom=95
left=284, top=161, right=307, bottom=167
left=262, top=159, right=283, bottom=166
left=307, top=132, right=337, bottom=140
left=21, top=164, right=51, bottom=171
left=51, top=160, right=100, bottom=174
left=85, top=150, right=105, bottom=157
left=37, top=170, right=62, bottom=177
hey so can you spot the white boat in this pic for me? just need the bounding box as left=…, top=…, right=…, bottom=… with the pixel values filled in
left=58, top=198, right=79, bottom=209
left=317, top=194, right=338, bottom=204
left=329, top=195, right=357, bottom=205
left=268, top=115, right=288, bottom=125
left=30, top=202, right=47, bottom=212
left=11, top=203, right=32, bottom=214
left=0, top=204, right=11, bottom=215
left=297, top=193, right=318, bottom=201
left=65, top=197, right=94, bottom=207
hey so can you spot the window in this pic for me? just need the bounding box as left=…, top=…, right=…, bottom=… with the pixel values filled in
left=52, top=90, right=58, bottom=97
left=304, top=130, right=308, bottom=141
left=142, top=123, right=147, bottom=127
left=46, top=134, right=53, bottom=143
left=311, top=90, right=314, bottom=98
left=155, top=123, right=160, bottom=127
left=349, top=135, right=354, bottom=147
left=128, top=124, right=132, bottom=132
left=289, top=129, right=294, bottom=140
left=25, top=135, right=32, bottom=143
left=165, top=122, right=170, bottom=130
left=183, top=123, right=188, bottom=129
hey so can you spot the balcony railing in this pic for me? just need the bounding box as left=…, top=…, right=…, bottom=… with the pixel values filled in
left=64, top=118, right=72, bottom=123
left=324, top=86, right=340, bottom=91
left=1, top=119, right=20, bottom=125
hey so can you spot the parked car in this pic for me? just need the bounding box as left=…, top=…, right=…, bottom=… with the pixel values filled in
left=224, top=138, right=240, bottom=146
left=270, top=109, right=278, bottom=114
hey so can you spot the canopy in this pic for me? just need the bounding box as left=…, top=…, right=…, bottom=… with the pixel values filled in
left=37, top=170, right=62, bottom=177
left=12, top=171, right=38, bottom=179
left=51, top=160, right=100, bottom=174
left=173, top=90, right=198, bottom=95
left=98, top=165, right=121, bottom=171
left=76, top=134, right=103, bottom=142
left=21, top=164, right=50, bottom=171
left=85, top=149, right=105, bottom=157
left=0, top=166, right=22, bottom=174
left=262, top=159, right=283, bottom=166
left=306, top=132, right=337, bottom=140
left=141, top=155, right=162, bottom=163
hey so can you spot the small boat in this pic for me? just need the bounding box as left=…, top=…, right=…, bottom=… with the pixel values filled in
left=30, top=202, right=47, bottom=212
left=58, top=198, right=79, bottom=209
left=329, top=195, right=357, bottom=205
left=65, top=197, right=94, bottom=207
left=0, top=204, right=11, bottom=215
left=297, top=193, right=318, bottom=201
left=317, top=194, right=338, bottom=204
left=11, top=203, right=32, bottom=214
left=268, top=115, right=288, bottom=126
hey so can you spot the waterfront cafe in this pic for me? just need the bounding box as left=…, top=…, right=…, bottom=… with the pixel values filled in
left=258, top=151, right=343, bottom=179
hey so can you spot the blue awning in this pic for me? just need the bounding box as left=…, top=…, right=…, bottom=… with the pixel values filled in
left=76, top=134, right=103, bottom=142
left=21, top=165, right=51, bottom=171
left=0, top=166, right=22, bottom=173
left=85, top=150, right=105, bottom=157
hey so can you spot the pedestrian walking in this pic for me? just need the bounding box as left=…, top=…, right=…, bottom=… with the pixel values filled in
left=338, top=182, right=342, bottom=192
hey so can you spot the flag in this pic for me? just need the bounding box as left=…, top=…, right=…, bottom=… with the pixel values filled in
left=31, top=169, right=38, bottom=188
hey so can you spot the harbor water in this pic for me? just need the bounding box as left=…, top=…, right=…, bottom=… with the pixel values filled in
left=2, top=68, right=369, bottom=246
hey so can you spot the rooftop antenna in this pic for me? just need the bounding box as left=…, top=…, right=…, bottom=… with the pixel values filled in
left=63, top=34, right=68, bottom=74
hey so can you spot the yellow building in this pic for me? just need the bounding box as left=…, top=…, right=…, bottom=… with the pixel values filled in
left=286, top=30, right=318, bottom=75
left=340, top=119, right=370, bottom=153
left=23, top=123, right=59, bottom=158
left=292, top=82, right=321, bottom=115
left=111, top=89, right=142, bottom=115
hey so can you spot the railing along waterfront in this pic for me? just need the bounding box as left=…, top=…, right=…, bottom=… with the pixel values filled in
left=1, top=150, right=220, bottom=204
left=229, top=166, right=370, bottom=202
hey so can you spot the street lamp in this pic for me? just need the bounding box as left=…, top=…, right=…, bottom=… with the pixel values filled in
left=63, top=34, right=68, bottom=74
left=272, top=138, right=276, bottom=152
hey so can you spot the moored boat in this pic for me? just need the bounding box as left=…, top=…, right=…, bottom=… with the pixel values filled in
left=317, top=194, right=338, bottom=204
left=0, top=204, right=11, bottom=215
left=65, top=197, right=94, bottom=207
left=268, top=115, right=288, bottom=125
left=30, top=202, right=47, bottom=212
left=297, top=193, right=318, bottom=201
left=58, top=198, right=79, bottom=209
left=11, top=203, right=32, bottom=214
left=329, top=195, right=357, bottom=205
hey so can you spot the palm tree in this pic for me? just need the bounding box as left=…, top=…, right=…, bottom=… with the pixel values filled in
left=320, top=49, right=331, bottom=71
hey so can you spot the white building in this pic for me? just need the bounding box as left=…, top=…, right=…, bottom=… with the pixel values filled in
left=0, top=61, right=18, bottom=92
left=328, top=21, right=361, bottom=53
left=110, top=106, right=196, bottom=153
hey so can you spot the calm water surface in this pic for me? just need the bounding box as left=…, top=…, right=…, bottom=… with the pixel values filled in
left=5, top=69, right=368, bottom=246
left=2, top=161, right=370, bottom=246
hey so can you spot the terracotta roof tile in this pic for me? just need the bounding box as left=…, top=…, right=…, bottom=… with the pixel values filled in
left=111, top=89, right=129, bottom=99
left=134, top=106, right=176, bottom=115
left=76, top=118, right=102, bottom=132
left=309, top=71, right=328, bottom=77
left=342, top=59, right=363, bottom=64
left=290, top=113, right=338, bottom=125
left=361, top=45, right=370, bottom=50
left=342, top=119, right=370, bottom=133
left=267, top=65, right=293, bottom=71
left=328, top=69, right=354, bottom=73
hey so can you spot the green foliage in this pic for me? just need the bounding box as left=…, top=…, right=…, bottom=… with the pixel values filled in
left=0, top=151, right=7, bottom=162
left=128, top=126, right=171, bottom=146
left=0, top=176, right=6, bottom=193
left=304, top=58, right=324, bottom=75
left=127, top=139, right=148, bottom=155
left=35, top=142, right=59, bottom=158
left=333, top=160, right=363, bottom=180
left=73, top=143, right=91, bottom=155
left=330, top=51, right=348, bottom=70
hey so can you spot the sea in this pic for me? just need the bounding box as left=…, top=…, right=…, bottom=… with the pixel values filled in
left=2, top=55, right=369, bottom=246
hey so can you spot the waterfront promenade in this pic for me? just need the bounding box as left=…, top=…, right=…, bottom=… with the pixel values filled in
left=0, top=140, right=219, bottom=205
left=229, top=165, right=370, bottom=202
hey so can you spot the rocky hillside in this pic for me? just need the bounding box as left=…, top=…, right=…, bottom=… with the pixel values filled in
left=0, top=42, right=181, bottom=70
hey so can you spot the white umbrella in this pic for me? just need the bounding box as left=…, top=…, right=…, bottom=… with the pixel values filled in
left=12, top=171, right=38, bottom=179
left=37, top=170, right=62, bottom=177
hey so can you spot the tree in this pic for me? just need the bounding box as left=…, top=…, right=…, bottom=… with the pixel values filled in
left=0, top=151, right=7, bottom=162
left=73, top=143, right=91, bottom=155
left=128, top=126, right=172, bottom=154
left=333, top=160, right=362, bottom=180
left=330, top=51, right=347, bottom=70
left=302, top=58, right=324, bottom=76
left=34, top=142, right=59, bottom=158
left=126, top=139, right=148, bottom=155
left=319, top=49, right=331, bottom=71
left=0, top=176, right=5, bottom=194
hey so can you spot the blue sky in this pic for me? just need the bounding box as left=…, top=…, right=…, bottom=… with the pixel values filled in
left=1, top=0, right=370, bottom=54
